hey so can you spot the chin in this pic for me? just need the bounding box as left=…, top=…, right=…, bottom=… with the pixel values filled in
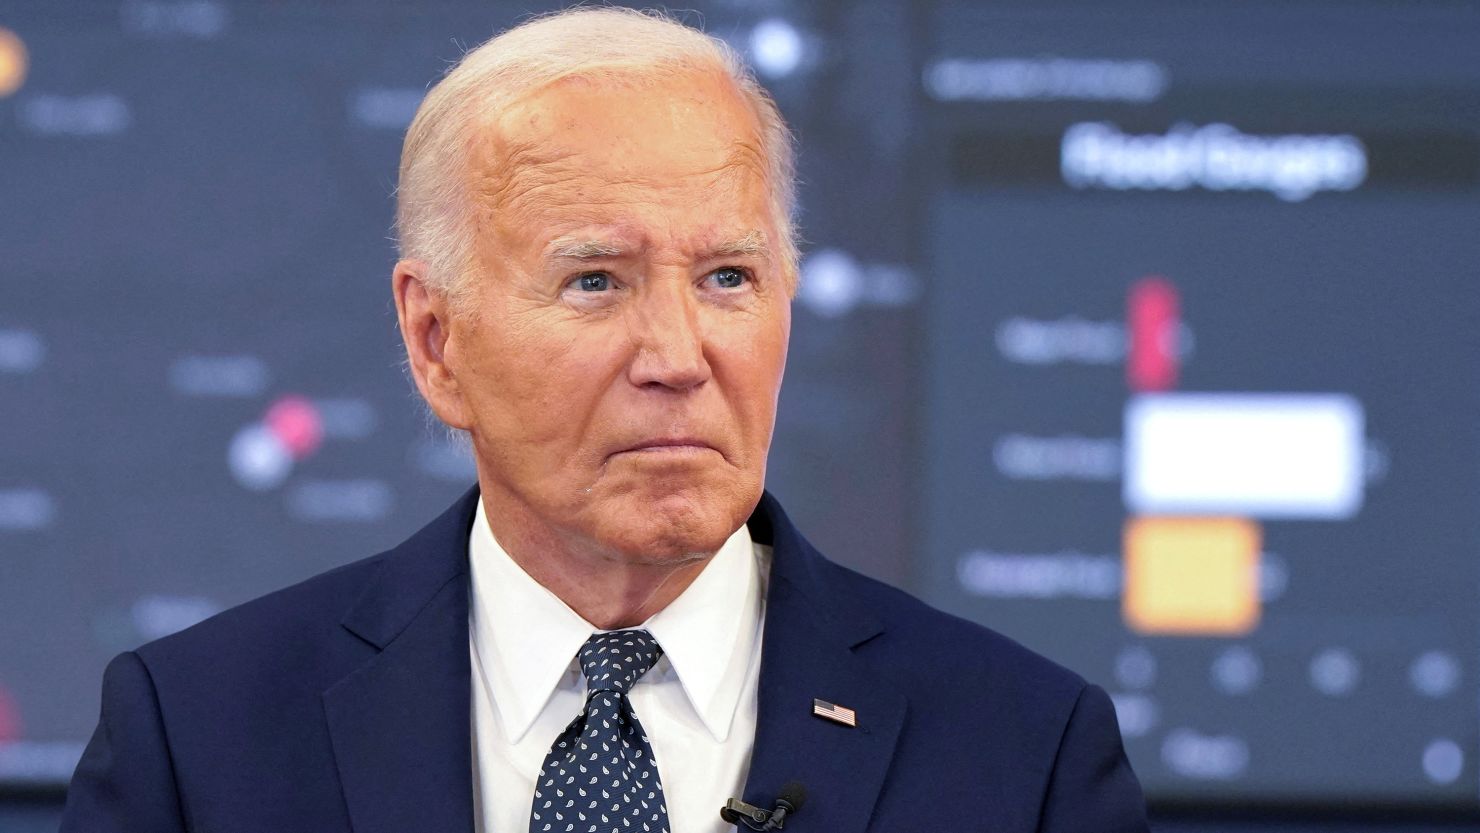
left=596, top=483, right=754, bottom=562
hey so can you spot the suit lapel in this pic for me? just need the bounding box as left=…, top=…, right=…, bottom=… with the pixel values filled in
left=741, top=494, right=907, bottom=832
left=322, top=487, right=480, bottom=833
left=317, top=487, right=902, bottom=833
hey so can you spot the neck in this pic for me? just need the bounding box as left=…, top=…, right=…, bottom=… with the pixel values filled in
left=476, top=487, right=714, bottom=630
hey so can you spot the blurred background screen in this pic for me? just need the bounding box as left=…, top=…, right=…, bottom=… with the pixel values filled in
left=1, top=0, right=1477, bottom=824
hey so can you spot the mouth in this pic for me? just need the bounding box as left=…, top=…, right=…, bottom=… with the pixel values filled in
left=613, top=437, right=719, bottom=458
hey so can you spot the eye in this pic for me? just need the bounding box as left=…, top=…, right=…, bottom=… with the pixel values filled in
left=708, top=267, right=749, bottom=289
left=573, top=272, right=611, bottom=292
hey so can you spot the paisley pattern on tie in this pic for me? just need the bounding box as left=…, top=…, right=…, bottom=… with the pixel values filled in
left=530, top=630, right=670, bottom=833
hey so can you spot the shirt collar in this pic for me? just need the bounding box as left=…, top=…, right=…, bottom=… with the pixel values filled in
left=641, top=512, right=761, bottom=742
left=468, top=496, right=762, bottom=744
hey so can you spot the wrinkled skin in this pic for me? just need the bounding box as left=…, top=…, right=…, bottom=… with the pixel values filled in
left=394, top=69, right=791, bottom=626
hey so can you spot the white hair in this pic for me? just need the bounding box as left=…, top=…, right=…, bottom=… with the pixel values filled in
left=394, top=6, right=799, bottom=311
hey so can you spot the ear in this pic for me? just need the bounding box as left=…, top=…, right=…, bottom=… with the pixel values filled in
left=392, top=259, right=473, bottom=430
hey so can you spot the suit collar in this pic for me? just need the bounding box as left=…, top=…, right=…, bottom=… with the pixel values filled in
left=741, top=492, right=906, bottom=831
left=336, top=486, right=881, bottom=654
left=322, top=486, right=905, bottom=833
left=745, top=492, right=886, bottom=650
left=324, top=485, right=479, bottom=833
left=338, top=485, right=480, bottom=649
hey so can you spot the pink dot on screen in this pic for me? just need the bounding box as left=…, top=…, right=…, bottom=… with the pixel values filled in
left=265, top=395, right=324, bottom=459
left=0, top=684, right=21, bottom=741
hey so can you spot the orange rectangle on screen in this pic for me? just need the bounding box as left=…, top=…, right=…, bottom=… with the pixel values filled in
left=1123, top=516, right=1260, bottom=635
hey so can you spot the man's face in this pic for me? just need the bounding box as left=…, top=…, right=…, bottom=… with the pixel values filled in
left=442, top=70, right=791, bottom=562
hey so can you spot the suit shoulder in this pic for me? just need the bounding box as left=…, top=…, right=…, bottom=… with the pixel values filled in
left=134, top=549, right=388, bottom=672
left=817, top=557, right=1088, bottom=701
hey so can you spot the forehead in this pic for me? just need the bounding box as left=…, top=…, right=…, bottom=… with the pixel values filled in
left=468, top=70, right=773, bottom=246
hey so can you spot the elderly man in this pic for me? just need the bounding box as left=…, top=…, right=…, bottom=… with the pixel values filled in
left=61, top=8, right=1147, bottom=833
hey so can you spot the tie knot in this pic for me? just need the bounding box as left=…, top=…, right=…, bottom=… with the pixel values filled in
left=578, top=629, right=663, bottom=694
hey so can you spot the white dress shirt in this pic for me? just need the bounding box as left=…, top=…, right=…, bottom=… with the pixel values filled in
left=469, top=497, right=770, bottom=833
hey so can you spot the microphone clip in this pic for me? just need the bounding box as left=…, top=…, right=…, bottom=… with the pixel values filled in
left=720, top=784, right=805, bottom=831
left=721, top=797, right=775, bottom=830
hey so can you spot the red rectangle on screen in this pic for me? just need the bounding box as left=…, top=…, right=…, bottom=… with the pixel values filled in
left=1128, top=276, right=1180, bottom=392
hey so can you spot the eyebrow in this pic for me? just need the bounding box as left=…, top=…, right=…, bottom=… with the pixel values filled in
left=544, top=229, right=772, bottom=262
left=548, top=237, right=625, bottom=260
left=708, top=229, right=771, bottom=260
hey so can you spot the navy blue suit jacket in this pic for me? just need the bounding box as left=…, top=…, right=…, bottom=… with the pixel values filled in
left=62, top=487, right=1148, bottom=832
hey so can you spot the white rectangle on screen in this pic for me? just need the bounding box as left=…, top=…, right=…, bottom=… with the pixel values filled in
left=1124, top=393, right=1364, bottom=519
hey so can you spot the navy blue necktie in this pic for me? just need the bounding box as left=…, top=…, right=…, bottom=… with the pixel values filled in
left=530, top=629, right=671, bottom=833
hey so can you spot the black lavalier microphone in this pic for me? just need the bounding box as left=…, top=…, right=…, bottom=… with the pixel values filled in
left=720, top=781, right=808, bottom=830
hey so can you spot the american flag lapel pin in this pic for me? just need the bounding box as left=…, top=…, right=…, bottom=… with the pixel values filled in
left=812, top=698, right=857, bottom=727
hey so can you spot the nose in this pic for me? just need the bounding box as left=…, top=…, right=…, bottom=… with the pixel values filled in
left=626, top=281, right=711, bottom=391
